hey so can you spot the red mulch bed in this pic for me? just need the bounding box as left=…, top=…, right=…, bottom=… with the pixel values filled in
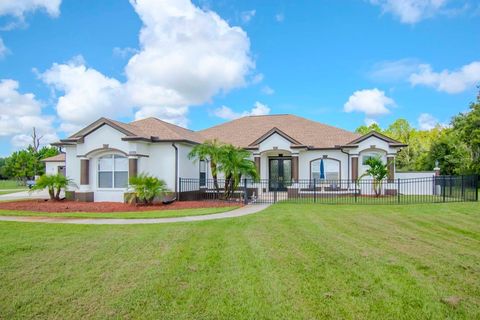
left=0, top=200, right=241, bottom=213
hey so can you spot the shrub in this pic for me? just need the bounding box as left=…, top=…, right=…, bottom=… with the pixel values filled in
left=127, top=174, right=168, bottom=205
left=31, top=174, right=72, bottom=201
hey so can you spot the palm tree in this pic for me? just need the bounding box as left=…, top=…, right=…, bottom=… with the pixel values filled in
left=357, top=156, right=389, bottom=196
left=188, top=139, right=223, bottom=196
left=218, top=145, right=259, bottom=199
left=127, top=173, right=168, bottom=205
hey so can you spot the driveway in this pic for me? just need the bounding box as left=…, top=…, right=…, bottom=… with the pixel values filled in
left=0, top=190, right=50, bottom=201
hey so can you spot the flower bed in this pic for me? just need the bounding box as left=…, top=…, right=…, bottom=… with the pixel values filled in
left=0, top=200, right=239, bottom=213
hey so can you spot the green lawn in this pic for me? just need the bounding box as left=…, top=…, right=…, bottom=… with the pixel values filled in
left=0, top=203, right=479, bottom=319
left=0, top=180, right=27, bottom=190
left=0, top=206, right=237, bottom=219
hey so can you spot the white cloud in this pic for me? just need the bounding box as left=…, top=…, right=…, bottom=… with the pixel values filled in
left=261, top=85, right=274, bottom=95
left=0, top=79, right=57, bottom=146
left=124, top=0, right=254, bottom=125
left=0, top=38, right=8, bottom=58
left=369, top=58, right=422, bottom=82
left=417, top=113, right=439, bottom=130
left=370, top=0, right=448, bottom=24
left=275, top=13, right=284, bottom=22
left=0, top=0, right=61, bottom=18
left=365, top=118, right=378, bottom=126
left=409, top=61, right=480, bottom=93
left=213, top=101, right=270, bottom=120
left=344, top=88, right=394, bottom=116
left=40, top=56, right=130, bottom=133
left=240, top=10, right=256, bottom=23
left=113, top=46, right=138, bottom=59
left=40, top=0, right=255, bottom=131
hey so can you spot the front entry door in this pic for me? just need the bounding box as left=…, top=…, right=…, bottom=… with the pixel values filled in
left=269, top=158, right=292, bottom=191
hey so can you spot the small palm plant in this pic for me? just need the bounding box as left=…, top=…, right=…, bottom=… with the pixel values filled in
left=358, top=156, right=389, bottom=197
left=31, top=174, right=72, bottom=201
left=127, top=173, right=168, bottom=205
left=188, top=139, right=223, bottom=196
left=218, top=145, right=259, bottom=199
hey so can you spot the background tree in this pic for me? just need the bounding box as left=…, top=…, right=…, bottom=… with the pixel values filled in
left=450, top=90, right=480, bottom=173
left=2, top=146, right=59, bottom=181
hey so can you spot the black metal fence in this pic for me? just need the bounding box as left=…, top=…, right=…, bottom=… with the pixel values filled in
left=178, top=175, right=479, bottom=205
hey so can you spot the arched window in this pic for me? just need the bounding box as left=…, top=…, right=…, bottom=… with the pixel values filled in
left=311, top=158, right=340, bottom=180
left=98, top=154, right=128, bottom=188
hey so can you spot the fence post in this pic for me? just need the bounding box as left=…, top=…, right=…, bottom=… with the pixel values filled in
left=274, top=185, right=277, bottom=203
left=354, top=180, right=357, bottom=203
left=178, top=177, right=182, bottom=201
left=476, top=175, right=479, bottom=202
left=461, top=175, right=465, bottom=200
left=314, top=178, right=317, bottom=203
left=243, top=178, right=248, bottom=205
left=397, top=178, right=400, bottom=204
left=442, top=176, right=446, bottom=203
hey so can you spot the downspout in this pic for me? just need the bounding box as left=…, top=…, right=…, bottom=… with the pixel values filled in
left=172, top=143, right=178, bottom=197
left=340, top=148, right=350, bottom=182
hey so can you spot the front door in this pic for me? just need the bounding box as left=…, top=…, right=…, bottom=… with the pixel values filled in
left=269, top=158, right=292, bottom=191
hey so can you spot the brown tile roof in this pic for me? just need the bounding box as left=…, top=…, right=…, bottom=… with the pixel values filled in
left=61, top=114, right=378, bottom=149
left=65, top=117, right=202, bottom=144
left=198, top=114, right=361, bottom=149
left=41, top=153, right=66, bottom=162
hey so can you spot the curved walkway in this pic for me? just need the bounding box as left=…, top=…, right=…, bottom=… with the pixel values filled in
left=0, top=204, right=270, bottom=225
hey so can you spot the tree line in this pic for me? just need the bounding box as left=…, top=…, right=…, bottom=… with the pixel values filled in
left=0, top=129, right=60, bottom=181
left=355, top=91, right=480, bottom=175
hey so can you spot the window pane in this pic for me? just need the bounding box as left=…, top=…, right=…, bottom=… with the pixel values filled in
left=114, top=171, right=128, bottom=188
left=200, top=160, right=207, bottom=173
left=311, top=160, right=320, bottom=179
left=114, top=155, right=128, bottom=171
left=99, top=156, right=113, bottom=171
left=99, top=172, right=113, bottom=188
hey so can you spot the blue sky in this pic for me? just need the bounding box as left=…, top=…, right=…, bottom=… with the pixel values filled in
left=0, top=0, right=479, bottom=156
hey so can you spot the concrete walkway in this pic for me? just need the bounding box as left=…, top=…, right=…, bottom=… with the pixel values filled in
left=0, top=204, right=271, bottom=225
left=0, top=190, right=50, bottom=201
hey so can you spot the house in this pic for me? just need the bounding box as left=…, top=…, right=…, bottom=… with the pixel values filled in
left=41, top=153, right=66, bottom=176
left=54, top=114, right=410, bottom=202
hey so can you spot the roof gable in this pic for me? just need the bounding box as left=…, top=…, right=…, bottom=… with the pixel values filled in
left=346, top=131, right=406, bottom=147
left=249, top=127, right=303, bottom=147
left=199, top=114, right=361, bottom=149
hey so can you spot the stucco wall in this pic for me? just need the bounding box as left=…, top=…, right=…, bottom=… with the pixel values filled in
left=45, top=161, right=64, bottom=175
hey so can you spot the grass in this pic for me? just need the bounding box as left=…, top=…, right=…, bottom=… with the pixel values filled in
left=0, top=180, right=27, bottom=190
left=0, top=190, right=27, bottom=196
left=0, top=206, right=237, bottom=219
left=0, top=202, right=479, bottom=319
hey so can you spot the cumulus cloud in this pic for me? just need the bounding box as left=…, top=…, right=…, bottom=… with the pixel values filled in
left=124, top=0, right=254, bottom=125
left=112, top=46, right=138, bottom=59
left=213, top=101, right=270, bottom=120
left=41, top=0, right=255, bottom=131
left=0, top=0, right=61, bottom=18
left=40, top=56, right=130, bottom=134
left=409, top=61, right=480, bottom=94
left=370, top=0, right=448, bottom=24
left=0, top=79, right=57, bottom=146
left=417, top=113, right=440, bottom=130
left=344, top=88, right=394, bottom=117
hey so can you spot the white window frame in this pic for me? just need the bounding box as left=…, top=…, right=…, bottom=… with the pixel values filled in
left=97, top=154, right=129, bottom=190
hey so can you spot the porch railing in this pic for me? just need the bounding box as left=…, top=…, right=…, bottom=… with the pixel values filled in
left=178, top=175, right=479, bottom=205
